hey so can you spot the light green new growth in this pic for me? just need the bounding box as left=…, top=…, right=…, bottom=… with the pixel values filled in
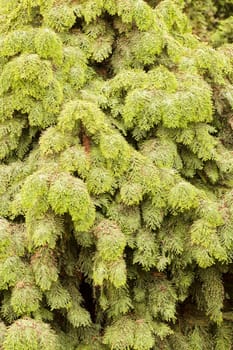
left=0, top=0, right=233, bottom=349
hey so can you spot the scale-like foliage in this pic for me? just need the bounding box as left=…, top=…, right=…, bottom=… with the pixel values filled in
left=0, top=0, right=233, bottom=349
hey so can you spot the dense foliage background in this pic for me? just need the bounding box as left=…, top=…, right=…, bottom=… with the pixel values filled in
left=0, top=0, right=233, bottom=349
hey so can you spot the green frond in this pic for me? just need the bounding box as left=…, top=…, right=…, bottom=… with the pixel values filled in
left=67, top=303, right=92, bottom=328
left=120, top=182, right=144, bottom=205
left=180, top=148, right=203, bottom=178
left=168, top=181, right=200, bottom=212
left=45, top=282, right=72, bottom=310
left=188, top=326, right=213, bottom=350
left=0, top=257, right=28, bottom=289
left=155, top=0, right=189, bottom=34
left=0, top=222, right=26, bottom=258
left=21, top=171, right=50, bottom=218
left=111, top=29, right=164, bottom=72
left=94, top=220, right=126, bottom=262
left=59, top=146, right=90, bottom=177
left=109, top=259, right=127, bottom=288
left=73, top=228, right=94, bottom=247
left=62, top=47, right=87, bottom=74
left=39, top=127, right=77, bottom=155
left=215, top=143, right=233, bottom=175
left=31, top=248, right=59, bottom=291
left=0, top=119, right=26, bottom=160
left=192, top=247, right=214, bottom=268
left=133, top=0, right=154, bottom=31
left=101, top=286, right=133, bottom=317
left=93, top=254, right=127, bottom=288
left=188, top=124, right=217, bottom=161
left=133, top=321, right=155, bottom=350
left=0, top=29, right=36, bottom=58
left=197, top=201, right=224, bottom=227
left=48, top=172, right=95, bottom=228
left=73, top=205, right=96, bottom=232
left=199, top=268, right=224, bottom=324
left=34, top=28, right=63, bottom=65
left=105, top=69, right=147, bottom=96
left=27, top=213, right=63, bottom=249
left=103, top=317, right=135, bottom=350
left=214, top=323, right=233, bottom=350
left=147, top=66, right=178, bottom=92
left=28, top=103, right=57, bottom=128
left=3, top=318, right=58, bottom=350
left=148, top=279, right=178, bottom=321
left=122, top=89, right=162, bottom=130
left=158, top=218, right=187, bottom=258
left=152, top=321, right=174, bottom=339
left=172, top=270, right=194, bottom=301
left=142, top=199, right=164, bottom=229
left=0, top=95, right=15, bottom=121
left=74, top=0, right=104, bottom=24
left=141, top=137, right=182, bottom=169
left=87, top=167, right=115, bottom=195
left=43, top=5, right=76, bottom=32
left=41, top=78, right=63, bottom=114
left=133, top=229, right=159, bottom=270
left=32, top=307, right=53, bottom=322
left=190, top=220, right=228, bottom=263
left=99, top=132, right=130, bottom=161
left=181, top=45, right=232, bottom=84
left=1, top=292, right=18, bottom=323
left=11, top=281, right=42, bottom=316
left=84, top=19, right=115, bottom=62
left=0, top=54, right=53, bottom=95
left=58, top=99, right=107, bottom=135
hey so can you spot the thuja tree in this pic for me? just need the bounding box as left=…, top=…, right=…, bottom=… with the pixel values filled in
left=1, top=0, right=233, bottom=349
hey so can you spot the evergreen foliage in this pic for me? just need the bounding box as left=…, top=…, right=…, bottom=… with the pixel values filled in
left=0, top=0, right=233, bottom=349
